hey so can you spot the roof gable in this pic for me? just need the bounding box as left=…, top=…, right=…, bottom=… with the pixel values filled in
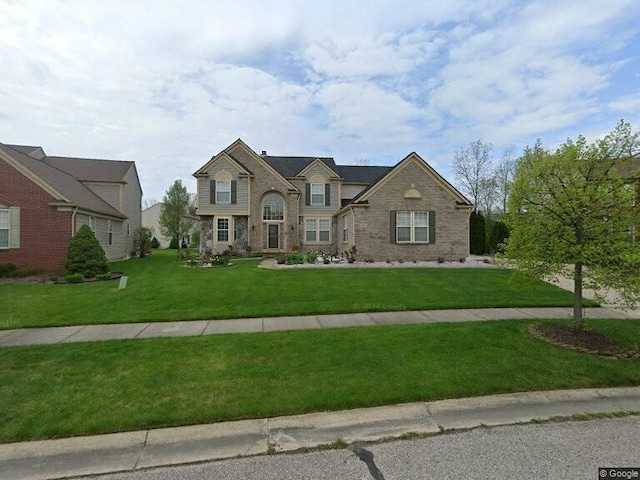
left=0, top=143, right=128, bottom=218
left=351, top=152, right=472, bottom=206
left=296, top=158, right=341, bottom=179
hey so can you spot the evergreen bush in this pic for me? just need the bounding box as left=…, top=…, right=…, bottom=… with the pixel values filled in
left=169, top=237, right=179, bottom=249
left=150, top=237, right=160, bottom=249
left=64, top=225, right=108, bottom=277
left=470, top=211, right=487, bottom=255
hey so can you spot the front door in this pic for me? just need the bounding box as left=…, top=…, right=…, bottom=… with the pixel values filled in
left=268, top=224, right=280, bottom=249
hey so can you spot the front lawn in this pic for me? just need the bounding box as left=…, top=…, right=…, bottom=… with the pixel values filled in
left=1, top=318, right=638, bottom=443
left=1, top=250, right=589, bottom=329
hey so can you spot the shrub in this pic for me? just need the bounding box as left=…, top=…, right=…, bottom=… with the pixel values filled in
left=96, top=273, right=111, bottom=281
left=168, top=237, right=179, bottom=249
left=276, top=254, right=286, bottom=264
left=305, top=251, right=318, bottom=264
left=64, top=225, right=109, bottom=278
left=64, top=273, right=85, bottom=284
left=488, top=221, right=510, bottom=254
left=0, top=262, right=17, bottom=278
left=190, top=230, right=200, bottom=249
left=470, top=211, right=487, bottom=255
left=150, top=237, right=160, bottom=249
left=285, top=252, right=304, bottom=265
left=133, top=227, right=154, bottom=257
left=14, top=266, right=41, bottom=277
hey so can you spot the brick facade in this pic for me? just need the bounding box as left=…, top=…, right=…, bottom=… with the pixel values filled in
left=0, top=158, right=72, bottom=274
left=195, top=141, right=471, bottom=260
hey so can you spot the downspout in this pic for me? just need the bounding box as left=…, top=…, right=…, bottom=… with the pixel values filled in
left=71, top=207, right=79, bottom=238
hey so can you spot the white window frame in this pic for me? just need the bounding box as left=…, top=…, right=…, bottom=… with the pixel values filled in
left=217, top=217, right=230, bottom=242
left=343, top=221, right=348, bottom=242
left=216, top=180, right=231, bottom=204
left=396, top=211, right=429, bottom=243
left=0, top=209, right=9, bottom=249
left=305, top=218, right=331, bottom=243
left=310, top=183, right=325, bottom=206
left=107, top=220, right=113, bottom=246
left=89, top=215, right=96, bottom=232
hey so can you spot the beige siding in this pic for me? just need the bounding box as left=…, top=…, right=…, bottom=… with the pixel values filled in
left=197, top=158, right=249, bottom=215
left=84, top=182, right=121, bottom=210
left=341, top=184, right=366, bottom=201
left=74, top=214, right=126, bottom=261
left=121, top=165, right=142, bottom=257
left=296, top=164, right=341, bottom=215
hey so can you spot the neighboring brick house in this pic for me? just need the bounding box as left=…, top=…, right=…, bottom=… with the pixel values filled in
left=0, top=142, right=142, bottom=274
left=142, top=202, right=199, bottom=248
left=194, top=139, right=472, bottom=261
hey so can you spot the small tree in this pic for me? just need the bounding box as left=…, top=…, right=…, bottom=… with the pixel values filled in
left=133, top=226, right=154, bottom=258
left=159, top=180, right=194, bottom=250
left=488, top=220, right=509, bottom=254
left=65, top=225, right=108, bottom=277
left=504, top=121, right=640, bottom=330
left=469, top=210, right=487, bottom=255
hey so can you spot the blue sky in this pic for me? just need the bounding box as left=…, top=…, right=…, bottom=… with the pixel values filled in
left=1, top=0, right=639, bottom=202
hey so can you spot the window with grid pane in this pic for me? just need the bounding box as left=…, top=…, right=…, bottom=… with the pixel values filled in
left=216, top=180, right=231, bottom=204
left=396, top=211, right=429, bottom=243
left=0, top=210, right=8, bottom=249
left=310, top=183, right=325, bottom=205
left=217, top=218, right=229, bottom=242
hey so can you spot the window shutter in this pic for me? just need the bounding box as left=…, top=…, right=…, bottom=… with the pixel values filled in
left=231, top=181, right=237, bottom=204
left=9, top=207, right=20, bottom=248
left=325, top=183, right=330, bottom=206
left=210, top=180, right=216, bottom=204
left=390, top=211, right=396, bottom=244
left=429, top=210, right=436, bottom=244
left=305, top=184, right=310, bottom=206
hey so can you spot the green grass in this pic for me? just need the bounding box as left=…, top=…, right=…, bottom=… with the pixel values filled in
left=1, top=318, right=638, bottom=443
left=1, top=250, right=590, bottom=329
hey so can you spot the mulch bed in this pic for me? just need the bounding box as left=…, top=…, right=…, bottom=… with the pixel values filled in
left=530, top=323, right=640, bottom=359
left=0, top=272, right=125, bottom=284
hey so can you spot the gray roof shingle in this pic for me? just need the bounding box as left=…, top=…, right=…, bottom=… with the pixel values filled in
left=0, top=143, right=127, bottom=218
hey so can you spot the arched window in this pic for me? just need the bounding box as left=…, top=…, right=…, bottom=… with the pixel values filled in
left=263, top=194, right=284, bottom=221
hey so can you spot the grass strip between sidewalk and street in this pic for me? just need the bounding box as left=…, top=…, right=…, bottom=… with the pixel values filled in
left=1, top=318, right=638, bottom=443
left=1, top=250, right=592, bottom=329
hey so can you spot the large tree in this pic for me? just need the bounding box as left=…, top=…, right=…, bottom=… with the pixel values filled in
left=453, top=139, right=493, bottom=211
left=494, top=144, right=517, bottom=214
left=504, top=121, right=640, bottom=330
left=159, top=180, right=194, bottom=249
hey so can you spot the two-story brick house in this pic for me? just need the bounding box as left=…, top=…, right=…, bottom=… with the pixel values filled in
left=0, top=142, right=142, bottom=274
left=194, top=139, right=472, bottom=261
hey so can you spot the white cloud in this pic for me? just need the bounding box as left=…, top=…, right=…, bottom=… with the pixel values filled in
left=0, top=0, right=639, bottom=199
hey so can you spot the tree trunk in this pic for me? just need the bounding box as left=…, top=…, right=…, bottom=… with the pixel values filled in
left=572, top=262, right=584, bottom=330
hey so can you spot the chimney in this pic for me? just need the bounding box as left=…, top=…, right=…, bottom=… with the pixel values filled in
left=261, top=150, right=267, bottom=156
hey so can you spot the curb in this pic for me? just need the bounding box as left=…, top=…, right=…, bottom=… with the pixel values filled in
left=1, top=387, right=639, bottom=480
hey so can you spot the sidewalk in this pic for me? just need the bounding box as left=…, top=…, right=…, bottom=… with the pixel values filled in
left=0, top=306, right=632, bottom=348
left=1, top=387, right=638, bottom=480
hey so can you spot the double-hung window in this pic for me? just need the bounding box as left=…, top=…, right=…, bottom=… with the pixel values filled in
left=0, top=210, right=9, bottom=249
left=396, top=211, right=429, bottom=243
left=107, top=220, right=113, bottom=246
left=310, top=183, right=325, bottom=205
left=305, top=218, right=330, bottom=243
left=217, top=218, right=230, bottom=242
left=89, top=216, right=96, bottom=232
left=216, top=180, right=231, bottom=204
left=343, top=221, right=348, bottom=242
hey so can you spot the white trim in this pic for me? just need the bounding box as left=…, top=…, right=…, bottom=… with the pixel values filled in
left=215, top=180, right=232, bottom=204
left=310, top=183, right=325, bottom=206
left=305, top=217, right=331, bottom=244
left=396, top=211, right=429, bottom=243
left=107, top=220, right=113, bottom=246
left=0, top=209, right=9, bottom=249
left=216, top=217, right=230, bottom=242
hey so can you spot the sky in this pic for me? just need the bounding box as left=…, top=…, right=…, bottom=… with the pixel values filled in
left=1, top=0, right=639, bottom=203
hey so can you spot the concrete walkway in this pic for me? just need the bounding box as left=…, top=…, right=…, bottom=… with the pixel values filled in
left=1, top=386, right=638, bottom=480
left=0, top=306, right=632, bottom=348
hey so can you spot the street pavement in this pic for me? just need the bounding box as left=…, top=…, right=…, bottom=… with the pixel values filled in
left=84, top=416, right=640, bottom=480
left=0, top=387, right=638, bottom=480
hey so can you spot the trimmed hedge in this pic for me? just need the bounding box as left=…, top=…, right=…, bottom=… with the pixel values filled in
left=64, top=225, right=109, bottom=278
